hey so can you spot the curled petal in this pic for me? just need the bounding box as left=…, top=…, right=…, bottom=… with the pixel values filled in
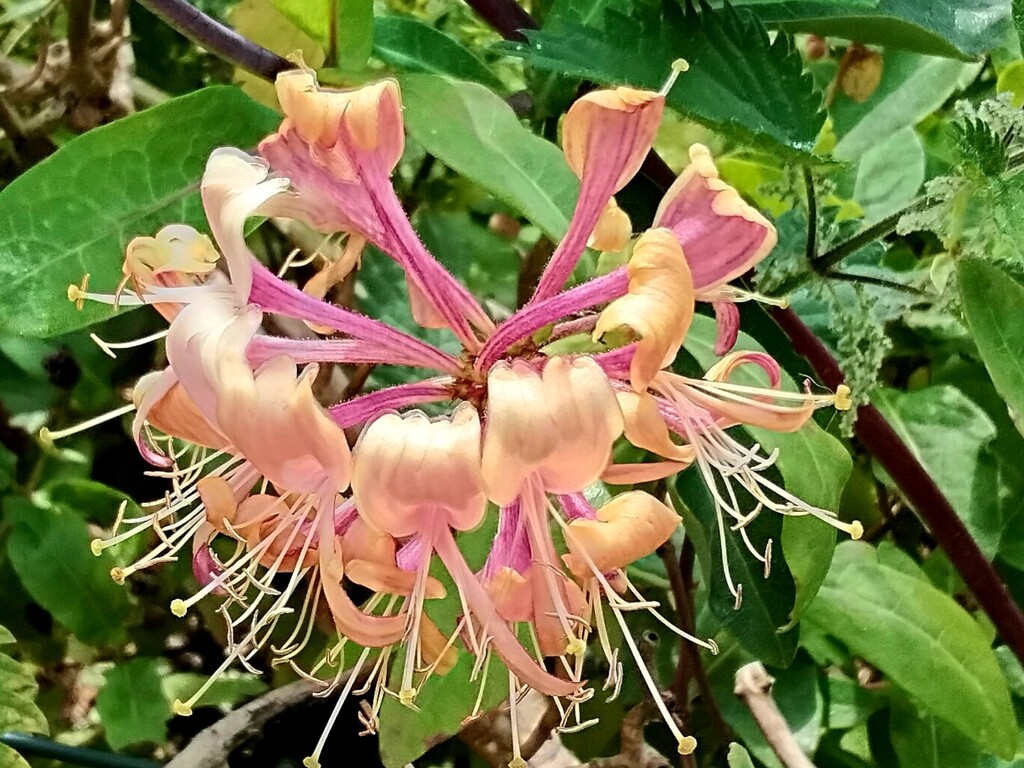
left=125, top=225, right=219, bottom=315
left=601, top=460, right=690, bottom=485
left=483, top=566, right=533, bottom=623
left=588, top=198, right=632, bottom=252
left=654, top=144, right=776, bottom=291
left=616, top=391, right=695, bottom=465
left=345, top=558, right=447, bottom=599
left=352, top=404, right=486, bottom=537
left=132, top=369, right=228, bottom=459
left=594, top=228, right=695, bottom=391
left=275, top=70, right=404, bottom=174
left=481, top=356, right=624, bottom=505
left=201, top=149, right=290, bottom=299
left=712, top=301, right=740, bottom=356
left=705, top=350, right=782, bottom=388
left=419, top=615, right=458, bottom=675
left=562, top=88, right=664, bottom=193
left=197, top=476, right=238, bottom=535
left=562, top=491, right=680, bottom=578
left=680, top=383, right=813, bottom=433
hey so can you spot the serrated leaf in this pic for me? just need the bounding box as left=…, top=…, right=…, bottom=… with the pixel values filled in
left=804, top=541, right=1018, bottom=758
left=398, top=74, right=578, bottom=239
left=509, top=1, right=823, bottom=159
left=737, top=0, right=1009, bottom=60
left=872, top=386, right=1002, bottom=559
left=955, top=118, right=1011, bottom=176
left=95, top=658, right=170, bottom=749
left=374, top=16, right=501, bottom=89
left=832, top=51, right=983, bottom=160
left=684, top=314, right=853, bottom=621
left=0, top=625, right=47, bottom=768
left=5, top=498, right=134, bottom=645
left=0, top=87, right=279, bottom=338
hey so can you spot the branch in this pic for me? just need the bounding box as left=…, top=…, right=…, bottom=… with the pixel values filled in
left=462, top=0, right=537, bottom=42
left=165, top=680, right=317, bottom=768
left=733, top=663, right=816, bottom=768
left=771, top=306, right=1024, bottom=665
left=135, top=0, right=290, bottom=81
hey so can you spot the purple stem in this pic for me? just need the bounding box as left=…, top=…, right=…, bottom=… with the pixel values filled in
left=136, top=0, right=290, bottom=80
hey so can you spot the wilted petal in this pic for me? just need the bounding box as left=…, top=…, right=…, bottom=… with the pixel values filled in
left=654, top=144, right=776, bottom=291
left=562, top=491, right=679, bottom=578
left=481, top=356, right=623, bottom=505
left=593, top=228, right=695, bottom=391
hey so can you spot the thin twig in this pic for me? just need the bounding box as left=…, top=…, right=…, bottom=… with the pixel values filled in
left=135, top=0, right=290, bottom=81
left=733, top=663, right=816, bottom=768
left=809, top=197, right=929, bottom=273
left=462, top=0, right=537, bottom=42
left=165, top=680, right=318, bottom=768
left=825, top=271, right=928, bottom=296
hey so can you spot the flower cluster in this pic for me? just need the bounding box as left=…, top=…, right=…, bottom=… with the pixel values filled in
left=58, top=64, right=858, bottom=765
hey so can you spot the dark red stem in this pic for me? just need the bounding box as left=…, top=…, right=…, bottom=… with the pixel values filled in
left=771, top=307, right=1024, bottom=663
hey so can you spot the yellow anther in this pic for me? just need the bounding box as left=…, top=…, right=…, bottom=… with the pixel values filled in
left=172, top=699, right=192, bottom=716
left=67, top=274, right=89, bottom=310
left=170, top=599, right=187, bottom=618
left=90, top=539, right=104, bottom=557
left=565, top=637, right=587, bottom=658
left=678, top=736, right=698, bottom=755
left=110, top=567, right=126, bottom=585
left=834, top=384, right=853, bottom=411
left=848, top=520, right=864, bottom=541
left=508, top=759, right=528, bottom=768
left=398, top=687, right=417, bottom=708
left=660, top=59, right=690, bottom=96
left=302, top=757, right=320, bottom=768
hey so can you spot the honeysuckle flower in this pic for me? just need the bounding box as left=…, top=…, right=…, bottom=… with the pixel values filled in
left=53, top=60, right=860, bottom=765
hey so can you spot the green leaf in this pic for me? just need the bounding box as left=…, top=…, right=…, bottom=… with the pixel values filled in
left=95, top=658, right=170, bottom=750
left=959, top=259, right=1024, bottom=433
left=0, top=87, right=279, bottom=338
left=0, top=625, right=47, bottom=768
left=398, top=74, right=578, bottom=240
left=684, top=313, right=853, bottom=621
left=873, top=386, right=1002, bottom=558
left=736, top=0, right=1009, bottom=59
left=832, top=51, right=984, bottom=161
left=335, top=0, right=374, bottom=71
left=824, top=672, right=886, bottom=729
left=374, top=16, right=502, bottom=89
left=853, top=126, right=925, bottom=222
left=890, top=697, right=983, bottom=768
left=678, top=469, right=797, bottom=666
left=509, top=1, right=823, bottom=159
left=270, top=0, right=329, bottom=40
left=804, top=541, right=1018, bottom=758
left=1015, top=0, right=1024, bottom=49
left=5, top=498, right=134, bottom=645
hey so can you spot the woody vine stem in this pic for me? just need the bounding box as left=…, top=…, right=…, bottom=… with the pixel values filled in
left=134, top=0, right=1024, bottom=669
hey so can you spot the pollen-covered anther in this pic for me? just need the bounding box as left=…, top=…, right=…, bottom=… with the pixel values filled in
left=110, top=567, right=126, bottom=585
left=170, top=599, right=187, bottom=618
left=172, top=699, right=192, bottom=717
left=67, top=274, right=89, bottom=310
left=678, top=735, right=698, bottom=755
left=835, top=384, right=853, bottom=411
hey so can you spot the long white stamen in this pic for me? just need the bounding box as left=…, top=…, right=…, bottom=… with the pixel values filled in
left=90, top=329, right=169, bottom=359
left=40, top=403, right=135, bottom=444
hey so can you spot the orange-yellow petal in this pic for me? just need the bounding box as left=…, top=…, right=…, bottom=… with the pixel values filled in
left=588, top=197, right=632, bottom=253
left=352, top=404, right=486, bottom=537
left=562, top=491, right=680, bottom=578
left=562, top=88, right=664, bottom=193
left=481, top=356, right=623, bottom=505
left=593, top=228, right=695, bottom=391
